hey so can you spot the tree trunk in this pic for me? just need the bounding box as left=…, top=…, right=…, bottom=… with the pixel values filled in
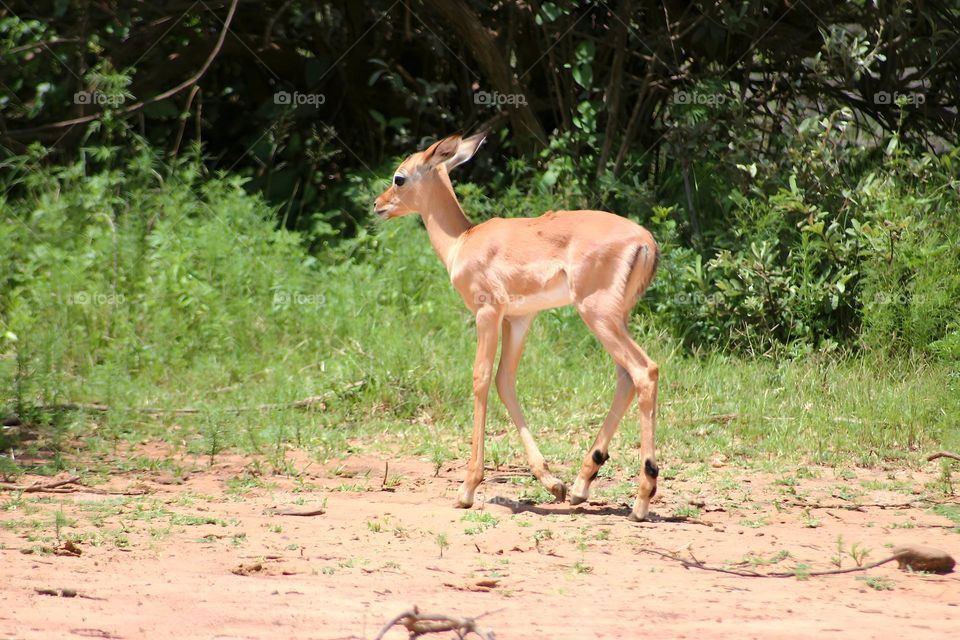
left=421, top=0, right=546, bottom=149
left=597, top=0, right=631, bottom=178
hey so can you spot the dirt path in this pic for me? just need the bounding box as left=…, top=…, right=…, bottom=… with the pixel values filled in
left=1, top=449, right=958, bottom=639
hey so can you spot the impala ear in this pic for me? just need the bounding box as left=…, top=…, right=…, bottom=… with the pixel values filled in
left=424, top=132, right=486, bottom=172
left=443, top=131, right=486, bottom=172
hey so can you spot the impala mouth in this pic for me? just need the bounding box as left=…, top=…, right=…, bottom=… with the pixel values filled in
left=374, top=207, right=390, bottom=219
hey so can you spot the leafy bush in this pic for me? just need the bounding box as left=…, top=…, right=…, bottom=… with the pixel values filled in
left=1, top=145, right=317, bottom=406
left=0, top=144, right=479, bottom=426
left=646, top=111, right=960, bottom=357
left=2, top=126, right=958, bottom=430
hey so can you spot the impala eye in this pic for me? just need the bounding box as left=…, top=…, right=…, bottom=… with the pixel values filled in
left=393, top=175, right=406, bottom=187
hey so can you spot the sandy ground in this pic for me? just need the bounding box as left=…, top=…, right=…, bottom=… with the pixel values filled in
left=1, top=447, right=958, bottom=639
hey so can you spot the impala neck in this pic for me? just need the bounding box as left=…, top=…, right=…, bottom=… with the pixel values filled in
left=419, top=168, right=473, bottom=271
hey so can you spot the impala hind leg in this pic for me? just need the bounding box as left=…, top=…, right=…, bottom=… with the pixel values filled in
left=577, top=313, right=659, bottom=521
left=570, top=364, right=635, bottom=504
left=457, top=307, right=501, bottom=508
left=496, top=314, right=566, bottom=501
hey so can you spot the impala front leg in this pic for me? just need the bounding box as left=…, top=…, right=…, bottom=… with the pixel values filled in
left=457, top=306, right=502, bottom=508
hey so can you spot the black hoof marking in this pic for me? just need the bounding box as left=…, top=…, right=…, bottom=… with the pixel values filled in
left=592, top=449, right=610, bottom=466
left=589, top=470, right=598, bottom=482
left=649, top=485, right=657, bottom=498
left=550, top=482, right=567, bottom=503
left=644, top=459, right=659, bottom=479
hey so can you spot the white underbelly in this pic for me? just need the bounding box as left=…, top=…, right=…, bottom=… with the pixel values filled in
left=505, top=279, right=573, bottom=315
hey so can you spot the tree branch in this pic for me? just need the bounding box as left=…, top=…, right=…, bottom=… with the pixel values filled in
left=420, top=0, right=546, bottom=149
left=0, top=476, right=80, bottom=493
left=6, top=0, right=239, bottom=138
left=374, top=607, right=501, bottom=640
left=640, top=543, right=955, bottom=577
left=596, top=0, right=631, bottom=178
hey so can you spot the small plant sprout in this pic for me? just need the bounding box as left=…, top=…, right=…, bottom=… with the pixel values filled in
left=202, top=414, right=225, bottom=467
left=532, top=528, right=553, bottom=551
left=849, top=542, right=871, bottom=567
left=801, top=509, right=822, bottom=528
left=937, top=459, right=954, bottom=495
left=54, top=509, right=69, bottom=544
left=436, top=532, right=449, bottom=558
left=430, top=444, right=453, bottom=477
left=831, top=535, right=844, bottom=568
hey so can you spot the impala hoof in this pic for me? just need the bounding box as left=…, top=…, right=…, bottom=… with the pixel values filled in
left=628, top=496, right=650, bottom=522
left=549, top=481, right=567, bottom=503
left=569, top=493, right=587, bottom=506
left=457, top=484, right=476, bottom=509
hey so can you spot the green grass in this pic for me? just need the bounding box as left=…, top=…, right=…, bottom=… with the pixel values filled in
left=744, top=550, right=792, bottom=567
left=860, top=479, right=915, bottom=494
left=738, top=517, right=770, bottom=529
left=672, top=505, right=701, bottom=519
left=931, top=504, right=960, bottom=532
left=858, top=575, right=895, bottom=591
left=461, top=511, right=499, bottom=535
left=4, top=285, right=958, bottom=478
left=169, top=514, right=231, bottom=527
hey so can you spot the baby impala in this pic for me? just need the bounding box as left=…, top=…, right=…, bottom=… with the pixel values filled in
left=374, top=133, right=661, bottom=521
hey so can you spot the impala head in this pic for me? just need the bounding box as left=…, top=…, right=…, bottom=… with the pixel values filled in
left=373, top=132, right=486, bottom=219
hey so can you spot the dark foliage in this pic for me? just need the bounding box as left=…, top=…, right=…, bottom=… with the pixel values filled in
left=2, top=1, right=958, bottom=224
left=2, top=1, right=959, bottom=354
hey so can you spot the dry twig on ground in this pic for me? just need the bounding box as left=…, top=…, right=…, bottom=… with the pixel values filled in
left=0, top=475, right=80, bottom=493
left=640, top=543, right=955, bottom=577
left=927, top=450, right=960, bottom=463
left=0, top=475, right=147, bottom=496
left=267, top=507, right=326, bottom=517
left=374, top=606, right=500, bottom=640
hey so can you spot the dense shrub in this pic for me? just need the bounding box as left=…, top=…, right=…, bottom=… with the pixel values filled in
left=644, top=113, right=960, bottom=357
